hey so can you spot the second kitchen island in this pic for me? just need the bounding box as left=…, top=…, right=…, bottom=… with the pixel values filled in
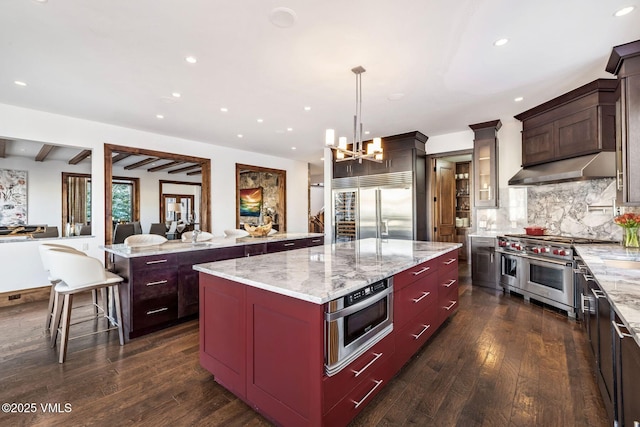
left=195, top=238, right=461, bottom=426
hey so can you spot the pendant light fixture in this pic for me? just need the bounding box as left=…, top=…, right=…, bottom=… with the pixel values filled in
left=325, top=66, right=383, bottom=163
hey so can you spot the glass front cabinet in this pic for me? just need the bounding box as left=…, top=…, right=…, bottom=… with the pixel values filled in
left=470, top=120, right=501, bottom=208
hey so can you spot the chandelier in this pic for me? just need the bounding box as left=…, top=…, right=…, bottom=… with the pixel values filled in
left=325, top=66, right=383, bottom=163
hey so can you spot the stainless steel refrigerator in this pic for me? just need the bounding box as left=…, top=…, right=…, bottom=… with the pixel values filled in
left=332, top=172, right=414, bottom=242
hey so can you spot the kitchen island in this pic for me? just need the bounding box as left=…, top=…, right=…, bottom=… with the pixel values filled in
left=104, top=232, right=323, bottom=339
left=194, top=238, right=461, bottom=426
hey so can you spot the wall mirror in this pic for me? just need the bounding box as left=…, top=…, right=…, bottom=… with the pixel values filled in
left=235, top=163, right=286, bottom=231
left=104, top=143, right=211, bottom=245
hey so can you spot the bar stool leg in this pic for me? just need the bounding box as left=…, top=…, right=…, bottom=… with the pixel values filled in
left=45, top=285, right=56, bottom=331
left=112, top=284, right=125, bottom=345
left=58, top=294, right=73, bottom=364
left=92, top=289, right=99, bottom=317
left=50, top=292, right=63, bottom=345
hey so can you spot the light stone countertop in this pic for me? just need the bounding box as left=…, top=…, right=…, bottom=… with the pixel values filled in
left=102, top=232, right=324, bottom=258
left=193, top=238, right=461, bottom=304
left=574, top=244, right=640, bottom=346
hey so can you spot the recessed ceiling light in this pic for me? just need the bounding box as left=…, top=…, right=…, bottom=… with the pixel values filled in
left=171, top=92, right=181, bottom=98
left=291, top=147, right=296, bottom=150
left=304, top=106, right=311, bottom=111
left=156, top=114, right=164, bottom=119
left=493, top=38, right=509, bottom=47
left=185, top=56, right=197, bottom=64
left=387, top=92, right=405, bottom=101
left=237, top=134, right=243, bottom=138
left=14, top=80, right=27, bottom=86
left=320, top=157, right=325, bottom=161
left=364, top=130, right=370, bottom=135
left=33, top=0, right=48, bottom=3
left=287, top=127, right=293, bottom=132
left=614, top=6, right=635, bottom=16
left=269, top=7, right=297, bottom=28
left=220, top=107, right=228, bottom=112
left=514, top=96, right=524, bottom=102
left=257, top=118, right=264, bottom=123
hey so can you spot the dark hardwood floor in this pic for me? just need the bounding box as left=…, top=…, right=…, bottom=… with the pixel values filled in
left=0, top=264, right=608, bottom=426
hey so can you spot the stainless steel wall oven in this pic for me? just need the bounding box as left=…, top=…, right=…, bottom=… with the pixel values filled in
left=325, top=278, right=393, bottom=376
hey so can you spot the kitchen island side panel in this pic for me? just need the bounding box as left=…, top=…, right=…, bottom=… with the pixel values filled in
left=246, top=286, right=325, bottom=427
left=199, top=273, right=247, bottom=399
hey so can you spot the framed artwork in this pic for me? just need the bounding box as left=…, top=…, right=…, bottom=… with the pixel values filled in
left=0, top=169, right=27, bottom=226
left=239, top=187, right=263, bottom=217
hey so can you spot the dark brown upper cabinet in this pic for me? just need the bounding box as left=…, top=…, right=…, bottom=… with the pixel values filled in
left=514, top=79, right=617, bottom=167
left=607, top=39, right=640, bottom=206
left=470, top=120, right=500, bottom=209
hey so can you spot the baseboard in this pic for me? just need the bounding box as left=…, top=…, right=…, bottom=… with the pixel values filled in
left=0, top=286, right=50, bottom=308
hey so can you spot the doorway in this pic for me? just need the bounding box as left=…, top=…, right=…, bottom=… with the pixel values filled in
left=427, top=150, right=473, bottom=262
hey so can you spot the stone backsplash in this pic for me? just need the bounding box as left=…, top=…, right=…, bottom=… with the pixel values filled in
left=480, top=178, right=640, bottom=242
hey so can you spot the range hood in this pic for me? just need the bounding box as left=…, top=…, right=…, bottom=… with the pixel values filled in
left=508, top=152, right=616, bottom=185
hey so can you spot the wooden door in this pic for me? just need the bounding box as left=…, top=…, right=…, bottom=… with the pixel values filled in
left=434, top=159, right=456, bottom=242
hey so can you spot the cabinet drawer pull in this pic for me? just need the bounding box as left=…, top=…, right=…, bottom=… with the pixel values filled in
left=146, top=280, right=168, bottom=287
left=443, top=258, right=456, bottom=265
left=412, top=324, right=431, bottom=340
left=284, top=242, right=295, bottom=247
left=146, top=307, right=168, bottom=315
left=612, top=321, right=633, bottom=339
left=444, top=301, right=457, bottom=311
left=146, top=259, right=168, bottom=265
left=591, top=288, right=606, bottom=299
left=311, top=239, right=322, bottom=243
left=352, top=352, right=383, bottom=377
left=352, top=379, right=383, bottom=409
left=412, top=291, right=431, bottom=303
left=412, top=266, right=430, bottom=276
left=444, top=279, right=456, bottom=288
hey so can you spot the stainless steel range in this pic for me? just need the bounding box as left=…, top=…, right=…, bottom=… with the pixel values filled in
left=495, top=234, right=613, bottom=318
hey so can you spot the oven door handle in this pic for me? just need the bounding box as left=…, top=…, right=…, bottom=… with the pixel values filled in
left=325, top=288, right=392, bottom=321
left=521, top=254, right=572, bottom=267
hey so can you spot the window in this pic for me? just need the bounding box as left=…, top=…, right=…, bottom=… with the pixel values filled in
left=112, top=178, right=135, bottom=223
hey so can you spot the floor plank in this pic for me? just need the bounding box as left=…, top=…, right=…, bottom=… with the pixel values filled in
left=0, top=264, right=607, bottom=426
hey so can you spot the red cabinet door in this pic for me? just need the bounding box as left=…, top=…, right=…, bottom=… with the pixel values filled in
left=199, top=274, right=247, bottom=399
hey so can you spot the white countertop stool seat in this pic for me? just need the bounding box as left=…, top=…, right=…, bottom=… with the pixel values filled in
left=48, top=249, right=125, bottom=363
left=38, top=243, right=92, bottom=336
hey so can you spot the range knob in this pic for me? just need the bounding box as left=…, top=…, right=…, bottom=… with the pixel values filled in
left=533, top=247, right=540, bottom=254
left=558, top=249, right=566, bottom=256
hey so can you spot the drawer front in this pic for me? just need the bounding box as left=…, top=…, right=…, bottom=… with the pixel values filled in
left=439, top=266, right=458, bottom=296
left=132, top=269, right=178, bottom=300
left=438, top=254, right=458, bottom=273
left=132, top=295, right=178, bottom=331
left=131, top=253, right=178, bottom=271
left=323, top=333, right=394, bottom=413
left=244, top=243, right=267, bottom=257
left=307, top=236, right=324, bottom=247
left=439, top=285, right=459, bottom=322
left=267, top=239, right=304, bottom=253
left=394, top=275, right=439, bottom=329
left=393, top=259, right=437, bottom=291
left=394, top=307, right=439, bottom=369
left=323, top=357, right=395, bottom=427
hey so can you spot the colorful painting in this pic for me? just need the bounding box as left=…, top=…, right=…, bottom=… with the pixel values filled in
left=239, top=187, right=262, bottom=217
left=0, top=169, right=27, bottom=226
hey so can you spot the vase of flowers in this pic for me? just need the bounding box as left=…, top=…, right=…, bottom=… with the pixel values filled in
left=614, top=213, right=640, bottom=248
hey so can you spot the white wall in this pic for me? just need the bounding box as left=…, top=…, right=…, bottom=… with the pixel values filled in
left=0, top=102, right=310, bottom=293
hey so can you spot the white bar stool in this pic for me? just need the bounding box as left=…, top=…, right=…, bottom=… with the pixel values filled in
left=38, top=243, right=93, bottom=335
left=48, top=249, right=125, bottom=363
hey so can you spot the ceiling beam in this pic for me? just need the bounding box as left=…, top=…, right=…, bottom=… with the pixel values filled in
left=68, top=149, right=92, bottom=165
left=187, top=170, right=202, bottom=176
left=0, top=139, right=7, bottom=158
left=124, top=157, right=159, bottom=170
left=35, top=144, right=55, bottom=162
left=112, top=152, right=132, bottom=163
left=147, top=161, right=185, bottom=172
left=168, top=164, right=201, bottom=174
